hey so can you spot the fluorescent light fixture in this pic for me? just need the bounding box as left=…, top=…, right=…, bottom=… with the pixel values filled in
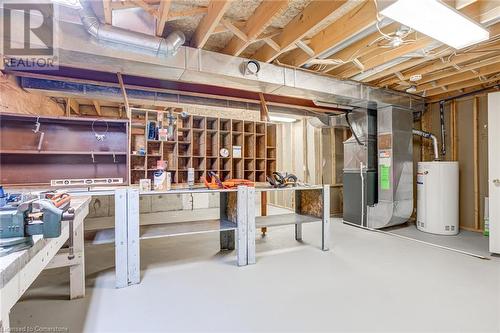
left=269, top=115, right=298, bottom=123
left=380, top=0, right=489, bottom=49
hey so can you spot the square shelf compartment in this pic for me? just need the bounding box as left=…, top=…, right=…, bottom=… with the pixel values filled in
left=244, top=134, right=254, bottom=158
left=178, top=157, right=191, bottom=170
left=193, top=157, right=205, bottom=169
left=179, top=115, right=191, bottom=129
left=244, top=170, right=255, bottom=181
left=192, top=131, right=205, bottom=156
left=244, top=158, right=254, bottom=170
left=206, top=157, right=218, bottom=170
left=244, top=121, right=255, bottom=133
left=206, top=132, right=218, bottom=157
left=267, top=147, right=276, bottom=159
left=220, top=119, right=231, bottom=131
left=267, top=124, right=276, bottom=146
left=256, top=158, right=265, bottom=171
left=256, top=171, right=266, bottom=182
left=192, top=116, right=205, bottom=129
left=177, top=128, right=191, bottom=142
left=206, top=118, right=218, bottom=130
left=232, top=120, right=243, bottom=132
left=220, top=157, right=231, bottom=171
left=256, top=122, right=266, bottom=134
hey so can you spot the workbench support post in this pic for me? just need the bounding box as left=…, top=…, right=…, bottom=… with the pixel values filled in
left=236, top=187, right=248, bottom=266
left=247, top=187, right=256, bottom=265
left=127, top=188, right=140, bottom=285
left=322, top=185, right=330, bottom=251
left=294, top=191, right=303, bottom=241
left=219, top=192, right=235, bottom=250
left=115, top=188, right=129, bottom=288
left=69, top=213, right=85, bottom=299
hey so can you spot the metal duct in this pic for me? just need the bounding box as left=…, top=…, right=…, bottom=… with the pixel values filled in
left=367, top=106, right=414, bottom=228
left=412, top=129, right=439, bottom=160
left=78, top=1, right=185, bottom=57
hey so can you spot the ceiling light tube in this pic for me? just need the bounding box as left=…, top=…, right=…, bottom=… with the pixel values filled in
left=269, top=115, right=298, bottom=123
left=379, top=0, right=489, bottom=49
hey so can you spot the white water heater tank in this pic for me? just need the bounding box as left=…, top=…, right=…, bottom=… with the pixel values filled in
left=417, top=161, right=459, bottom=235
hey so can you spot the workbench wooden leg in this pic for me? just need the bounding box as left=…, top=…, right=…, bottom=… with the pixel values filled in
left=261, top=192, right=267, bottom=236
left=70, top=219, right=85, bottom=299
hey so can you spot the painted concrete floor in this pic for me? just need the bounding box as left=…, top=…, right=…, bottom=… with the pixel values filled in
left=10, top=218, right=500, bottom=332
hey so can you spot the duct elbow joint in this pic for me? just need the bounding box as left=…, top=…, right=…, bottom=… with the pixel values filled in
left=413, top=129, right=439, bottom=161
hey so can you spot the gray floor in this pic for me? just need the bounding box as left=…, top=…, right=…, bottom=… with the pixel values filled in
left=10, top=218, right=500, bottom=333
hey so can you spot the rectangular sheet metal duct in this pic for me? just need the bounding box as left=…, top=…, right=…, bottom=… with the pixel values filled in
left=2, top=9, right=425, bottom=112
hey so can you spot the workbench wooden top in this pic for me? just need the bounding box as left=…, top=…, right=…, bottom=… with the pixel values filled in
left=0, top=196, right=91, bottom=288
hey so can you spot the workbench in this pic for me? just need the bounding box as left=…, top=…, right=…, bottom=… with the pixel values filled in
left=0, top=196, right=91, bottom=331
left=81, top=186, right=251, bottom=288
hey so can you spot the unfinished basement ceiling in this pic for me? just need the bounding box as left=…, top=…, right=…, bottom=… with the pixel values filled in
left=17, top=0, right=500, bottom=103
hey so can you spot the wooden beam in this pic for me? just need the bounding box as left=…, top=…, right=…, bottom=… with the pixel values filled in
left=336, top=36, right=434, bottom=78
left=252, top=0, right=347, bottom=63
left=221, top=19, right=248, bottom=42
left=375, top=44, right=500, bottom=87
left=156, top=0, right=171, bottom=36
left=69, top=98, right=80, bottom=115
left=65, top=98, right=71, bottom=117
left=428, top=81, right=500, bottom=101
left=190, top=0, right=230, bottom=48
left=363, top=46, right=452, bottom=83
left=279, top=1, right=377, bottom=67
left=455, top=0, right=478, bottom=10
left=321, top=22, right=400, bottom=73
left=222, top=0, right=288, bottom=56
left=116, top=72, right=130, bottom=119
left=259, top=93, right=270, bottom=121
left=411, top=53, right=500, bottom=86
left=295, top=40, right=315, bottom=57
left=168, top=6, right=207, bottom=20
left=416, top=62, right=500, bottom=93
left=473, top=96, right=480, bottom=230
left=103, top=0, right=112, bottom=25
left=130, top=0, right=158, bottom=18
left=93, top=100, right=102, bottom=116
left=426, top=75, right=500, bottom=96
left=263, top=37, right=280, bottom=52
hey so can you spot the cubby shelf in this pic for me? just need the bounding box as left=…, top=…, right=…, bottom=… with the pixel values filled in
left=130, top=109, right=277, bottom=185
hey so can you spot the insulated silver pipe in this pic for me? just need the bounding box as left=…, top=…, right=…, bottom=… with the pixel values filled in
left=413, top=129, right=439, bottom=161
left=78, top=1, right=185, bottom=57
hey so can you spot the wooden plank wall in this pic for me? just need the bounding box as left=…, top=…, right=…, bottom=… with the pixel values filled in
left=421, top=96, right=489, bottom=231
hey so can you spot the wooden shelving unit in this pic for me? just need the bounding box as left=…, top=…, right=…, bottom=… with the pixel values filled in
left=130, top=109, right=277, bottom=185
left=0, top=113, right=129, bottom=186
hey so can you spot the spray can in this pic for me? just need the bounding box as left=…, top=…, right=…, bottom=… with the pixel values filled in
left=188, top=168, right=195, bottom=189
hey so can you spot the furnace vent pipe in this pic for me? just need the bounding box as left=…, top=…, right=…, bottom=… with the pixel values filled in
left=78, top=1, right=185, bottom=57
left=413, top=129, right=439, bottom=161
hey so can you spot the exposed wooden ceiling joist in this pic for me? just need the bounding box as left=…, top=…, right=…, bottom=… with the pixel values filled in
left=318, top=22, right=400, bottom=73
left=414, top=53, right=500, bottom=86
left=222, top=0, right=288, bottom=57
left=93, top=100, right=102, bottom=116
left=428, top=80, right=500, bottom=102
left=425, top=73, right=500, bottom=96
left=130, top=0, right=158, bottom=18
left=252, top=0, right=347, bottom=63
left=416, top=61, right=500, bottom=93
left=190, top=0, right=231, bottom=49
left=102, top=0, right=112, bottom=24
left=279, top=1, right=378, bottom=67
left=156, top=0, right=172, bottom=36
left=337, top=36, right=434, bottom=78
